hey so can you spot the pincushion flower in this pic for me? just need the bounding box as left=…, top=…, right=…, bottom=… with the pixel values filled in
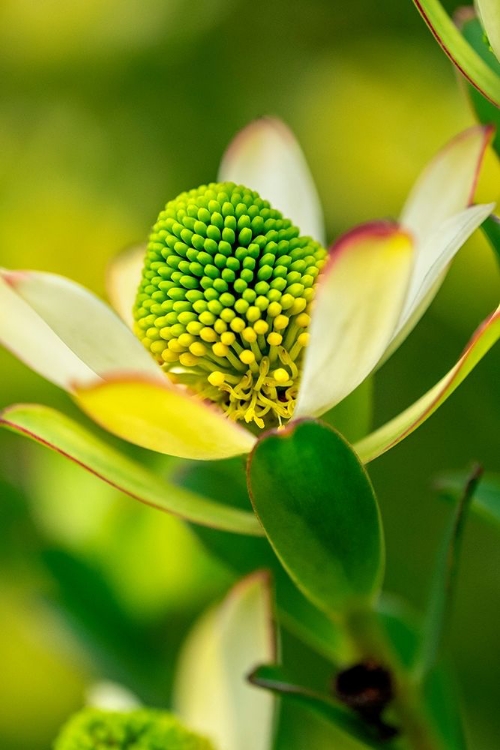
left=0, top=119, right=498, bottom=462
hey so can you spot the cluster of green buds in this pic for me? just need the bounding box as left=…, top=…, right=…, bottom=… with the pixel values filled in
left=54, top=707, right=215, bottom=749
left=134, top=182, right=327, bottom=429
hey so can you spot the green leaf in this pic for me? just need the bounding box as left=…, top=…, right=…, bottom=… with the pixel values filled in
left=481, top=215, right=500, bottom=266
left=437, top=469, right=500, bottom=529
left=249, top=664, right=389, bottom=749
left=460, top=15, right=500, bottom=156
left=247, top=420, right=384, bottom=618
left=416, top=467, right=482, bottom=681
left=412, top=0, right=500, bottom=106
left=0, top=403, right=262, bottom=536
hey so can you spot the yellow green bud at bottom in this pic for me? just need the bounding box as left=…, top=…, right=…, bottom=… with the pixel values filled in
left=134, top=182, right=327, bottom=429
left=54, top=707, right=215, bottom=750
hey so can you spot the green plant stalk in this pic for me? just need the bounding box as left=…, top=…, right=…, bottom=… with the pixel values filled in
left=341, top=606, right=442, bottom=750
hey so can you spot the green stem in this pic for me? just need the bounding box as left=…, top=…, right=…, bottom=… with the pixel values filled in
left=342, top=606, right=442, bottom=750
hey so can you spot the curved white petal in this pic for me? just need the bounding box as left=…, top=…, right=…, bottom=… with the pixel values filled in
left=400, top=125, right=494, bottom=244
left=388, top=202, right=495, bottom=353
left=475, top=0, right=500, bottom=61
left=294, top=222, right=414, bottom=419
left=175, top=572, right=276, bottom=750
left=0, top=269, right=161, bottom=391
left=106, top=243, right=146, bottom=328
left=218, top=118, right=326, bottom=244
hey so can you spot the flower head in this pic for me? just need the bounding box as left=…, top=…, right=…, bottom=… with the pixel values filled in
left=0, top=118, right=497, bottom=462
left=134, top=182, right=326, bottom=428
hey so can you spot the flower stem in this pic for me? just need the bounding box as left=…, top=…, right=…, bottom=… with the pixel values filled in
left=342, top=606, right=442, bottom=750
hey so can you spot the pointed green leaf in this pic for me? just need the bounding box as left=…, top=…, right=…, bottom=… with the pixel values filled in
left=0, top=404, right=262, bottom=536
left=437, top=469, right=500, bottom=529
left=412, top=0, right=500, bottom=106
left=460, top=14, right=500, bottom=156
left=416, top=467, right=482, bottom=681
left=249, top=664, right=388, bottom=749
left=247, top=420, right=384, bottom=618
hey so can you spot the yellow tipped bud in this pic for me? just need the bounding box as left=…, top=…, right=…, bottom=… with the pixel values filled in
left=200, top=327, right=217, bottom=343
left=254, top=320, right=269, bottom=335
left=296, top=313, right=311, bottom=328
left=168, top=339, right=186, bottom=352
left=298, top=332, right=310, bottom=347
left=150, top=340, right=167, bottom=355
left=214, top=319, right=227, bottom=334
left=267, top=301, right=282, bottom=318
left=189, top=341, right=207, bottom=357
left=221, top=331, right=236, bottom=346
left=242, top=327, right=257, bottom=343
left=179, top=352, right=199, bottom=366
left=274, top=314, right=289, bottom=331
left=291, top=297, right=307, bottom=315
left=230, top=317, right=246, bottom=333
left=212, top=342, right=229, bottom=357
left=239, top=350, right=255, bottom=365
left=208, top=371, right=226, bottom=387
left=178, top=333, right=195, bottom=348
left=267, top=332, right=283, bottom=346
left=272, top=368, right=289, bottom=384
left=161, top=349, right=179, bottom=363
left=186, top=321, right=204, bottom=336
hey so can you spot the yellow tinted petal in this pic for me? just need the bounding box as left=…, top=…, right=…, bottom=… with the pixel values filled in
left=75, top=375, right=256, bottom=460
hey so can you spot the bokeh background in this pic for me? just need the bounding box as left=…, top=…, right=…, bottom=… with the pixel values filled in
left=0, top=0, right=499, bottom=747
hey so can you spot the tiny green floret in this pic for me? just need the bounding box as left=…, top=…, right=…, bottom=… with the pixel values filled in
left=134, top=182, right=327, bottom=428
left=54, top=707, right=215, bottom=750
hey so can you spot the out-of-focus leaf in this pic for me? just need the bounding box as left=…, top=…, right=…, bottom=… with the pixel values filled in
left=437, top=469, right=500, bottom=528
left=41, top=547, right=164, bottom=701
left=460, top=14, right=500, bottom=156
left=247, top=420, right=384, bottom=618
left=481, top=215, right=500, bottom=265
left=0, top=404, right=262, bottom=536
left=0, top=474, right=40, bottom=565
left=412, top=0, right=500, bottom=106
left=416, top=467, right=481, bottom=681
left=249, top=664, right=388, bottom=749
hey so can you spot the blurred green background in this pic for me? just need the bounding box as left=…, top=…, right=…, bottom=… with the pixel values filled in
left=0, top=0, right=499, bottom=748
